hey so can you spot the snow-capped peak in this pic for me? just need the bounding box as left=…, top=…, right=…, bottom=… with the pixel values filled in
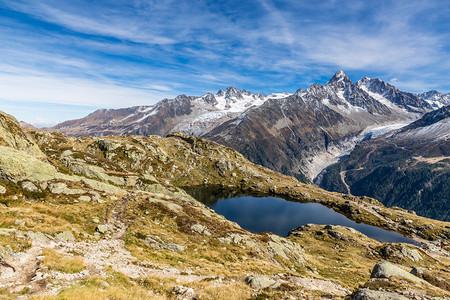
left=216, top=86, right=243, bottom=100
left=327, top=70, right=352, bottom=85
left=419, top=90, right=450, bottom=109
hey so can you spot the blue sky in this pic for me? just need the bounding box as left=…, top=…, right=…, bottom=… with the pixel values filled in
left=0, top=0, right=449, bottom=126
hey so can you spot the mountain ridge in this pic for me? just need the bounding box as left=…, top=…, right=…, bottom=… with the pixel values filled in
left=46, top=71, right=448, bottom=181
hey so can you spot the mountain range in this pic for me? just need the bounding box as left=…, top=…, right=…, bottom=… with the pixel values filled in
left=49, top=71, right=450, bottom=183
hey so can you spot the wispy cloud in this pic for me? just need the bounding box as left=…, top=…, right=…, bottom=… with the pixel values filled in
left=0, top=66, right=175, bottom=107
left=2, top=1, right=177, bottom=45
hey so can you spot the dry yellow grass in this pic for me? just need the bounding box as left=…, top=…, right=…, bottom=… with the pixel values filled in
left=42, top=248, right=86, bottom=273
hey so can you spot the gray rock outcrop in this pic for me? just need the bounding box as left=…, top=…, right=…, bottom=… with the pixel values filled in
left=351, top=288, right=408, bottom=300
left=370, top=261, right=423, bottom=283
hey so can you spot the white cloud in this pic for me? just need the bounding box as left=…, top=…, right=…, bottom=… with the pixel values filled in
left=144, top=84, right=173, bottom=92
left=4, top=1, right=177, bottom=45
left=0, top=69, right=175, bottom=108
left=390, top=78, right=398, bottom=84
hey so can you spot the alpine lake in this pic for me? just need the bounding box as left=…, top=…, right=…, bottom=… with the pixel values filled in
left=187, top=188, right=418, bottom=245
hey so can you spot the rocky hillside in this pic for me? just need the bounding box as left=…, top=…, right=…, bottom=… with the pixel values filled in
left=317, top=105, right=450, bottom=221
left=1, top=110, right=450, bottom=299
left=48, top=71, right=448, bottom=182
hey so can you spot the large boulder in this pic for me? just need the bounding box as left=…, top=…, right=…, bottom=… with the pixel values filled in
left=246, top=276, right=280, bottom=289
left=370, top=261, right=423, bottom=283
left=54, top=231, right=76, bottom=242
left=0, top=146, right=57, bottom=183
left=190, top=224, right=211, bottom=236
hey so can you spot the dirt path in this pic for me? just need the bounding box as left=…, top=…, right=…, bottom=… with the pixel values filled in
left=104, top=192, right=131, bottom=239
left=0, top=246, right=42, bottom=292
left=340, top=170, right=351, bottom=194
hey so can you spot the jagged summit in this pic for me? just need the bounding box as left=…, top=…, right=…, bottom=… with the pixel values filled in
left=327, top=70, right=353, bottom=86
left=419, top=90, right=450, bottom=109
left=216, top=86, right=244, bottom=99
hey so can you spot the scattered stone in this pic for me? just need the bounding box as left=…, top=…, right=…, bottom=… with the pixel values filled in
left=145, top=235, right=187, bottom=252
left=246, top=276, right=280, bottom=289
left=54, top=231, right=75, bottom=242
left=410, top=266, right=424, bottom=277
left=78, top=195, right=91, bottom=202
left=370, top=261, right=423, bottom=283
left=0, top=228, right=16, bottom=236
left=145, top=166, right=154, bottom=174
left=266, top=234, right=305, bottom=262
left=379, top=243, right=422, bottom=262
left=214, top=159, right=231, bottom=177
left=49, top=182, right=85, bottom=195
left=157, top=155, right=168, bottom=163
left=96, top=225, right=108, bottom=234
left=0, top=185, right=6, bottom=194
left=92, top=217, right=100, bottom=224
left=142, top=184, right=168, bottom=194
left=347, top=227, right=359, bottom=234
left=0, top=263, right=15, bottom=279
left=40, top=181, right=48, bottom=190
left=327, top=230, right=343, bottom=239
left=172, top=285, right=195, bottom=300
left=218, top=233, right=247, bottom=244
left=191, top=224, right=211, bottom=236
left=288, top=277, right=350, bottom=296
left=21, top=181, right=40, bottom=192
left=147, top=198, right=182, bottom=213
left=351, top=288, right=408, bottom=300
left=26, top=231, right=51, bottom=244
left=300, top=191, right=311, bottom=199
left=97, top=139, right=121, bottom=152
left=199, top=207, right=213, bottom=218
left=14, top=219, right=25, bottom=226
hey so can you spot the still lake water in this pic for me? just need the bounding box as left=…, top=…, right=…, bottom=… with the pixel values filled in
left=206, top=196, right=417, bottom=244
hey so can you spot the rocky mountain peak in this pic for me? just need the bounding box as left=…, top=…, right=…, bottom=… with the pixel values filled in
left=327, top=70, right=353, bottom=86
left=201, top=93, right=218, bottom=105
left=418, top=90, right=450, bottom=109
left=304, top=83, right=326, bottom=98
left=357, top=77, right=391, bottom=93
left=216, top=86, right=244, bottom=100
left=420, top=90, right=442, bottom=99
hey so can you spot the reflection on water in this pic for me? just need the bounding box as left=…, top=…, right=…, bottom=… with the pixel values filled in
left=206, top=195, right=418, bottom=245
